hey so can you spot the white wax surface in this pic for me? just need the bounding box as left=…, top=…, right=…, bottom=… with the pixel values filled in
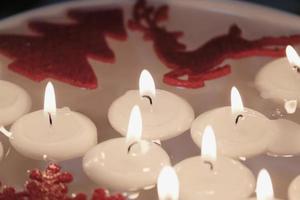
left=247, top=198, right=283, bottom=200
left=191, top=106, right=277, bottom=158
left=0, top=142, right=3, bottom=161
left=83, top=138, right=170, bottom=192
left=174, top=156, right=255, bottom=200
left=108, top=90, right=194, bottom=140
left=10, top=108, right=97, bottom=161
left=268, top=119, right=300, bottom=156
left=255, top=58, right=300, bottom=105
left=289, top=175, right=300, bottom=200
left=0, top=80, right=31, bottom=126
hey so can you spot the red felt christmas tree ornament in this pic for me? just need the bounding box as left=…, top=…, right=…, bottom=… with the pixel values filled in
left=0, top=7, right=127, bottom=89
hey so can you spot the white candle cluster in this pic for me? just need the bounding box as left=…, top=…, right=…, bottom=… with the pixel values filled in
left=2, top=52, right=300, bottom=199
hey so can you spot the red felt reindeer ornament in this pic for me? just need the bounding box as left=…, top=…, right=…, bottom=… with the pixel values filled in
left=129, top=0, right=300, bottom=88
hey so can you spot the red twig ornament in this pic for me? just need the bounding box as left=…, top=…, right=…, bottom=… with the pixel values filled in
left=0, top=163, right=125, bottom=200
left=129, top=0, right=300, bottom=88
left=0, top=7, right=127, bottom=89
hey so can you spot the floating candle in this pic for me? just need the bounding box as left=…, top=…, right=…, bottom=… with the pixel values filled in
left=0, top=80, right=31, bottom=126
left=268, top=119, right=300, bottom=156
left=289, top=174, right=300, bottom=200
left=108, top=69, right=194, bottom=141
left=175, top=126, right=255, bottom=200
left=157, top=166, right=179, bottom=200
left=9, top=82, right=97, bottom=161
left=249, top=169, right=282, bottom=200
left=83, top=105, right=170, bottom=193
left=255, top=45, right=300, bottom=106
left=191, top=87, right=277, bottom=158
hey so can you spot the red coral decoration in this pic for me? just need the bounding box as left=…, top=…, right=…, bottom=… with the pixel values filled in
left=26, top=163, right=73, bottom=199
left=0, top=7, right=127, bottom=89
left=0, top=163, right=125, bottom=200
left=129, top=0, right=300, bottom=88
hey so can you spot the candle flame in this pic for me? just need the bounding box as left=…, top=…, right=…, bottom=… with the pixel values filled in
left=286, top=45, right=300, bottom=68
left=157, top=166, right=179, bottom=200
left=231, top=86, right=244, bottom=114
left=256, top=169, right=274, bottom=200
left=43, top=82, right=56, bottom=115
left=201, top=125, right=217, bottom=162
left=139, top=69, right=156, bottom=97
left=126, top=105, right=142, bottom=144
left=284, top=100, right=297, bottom=114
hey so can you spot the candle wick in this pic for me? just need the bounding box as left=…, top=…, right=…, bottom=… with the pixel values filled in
left=142, top=95, right=153, bottom=105
left=294, top=65, right=300, bottom=73
left=127, top=141, right=138, bottom=154
left=153, top=141, right=161, bottom=146
left=48, top=112, right=53, bottom=126
left=235, top=114, right=244, bottom=125
left=203, top=160, right=214, bottom=171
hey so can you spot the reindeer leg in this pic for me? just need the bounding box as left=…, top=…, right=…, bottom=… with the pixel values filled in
left=190, top=64, right=231, bottom=81
left=164, top=65, right=231, bottom=88
left=230, top=47, right=286, bottom=59
left=163, top=68, right=205, bottom=88
left=253, top=35, right=300, bottom=47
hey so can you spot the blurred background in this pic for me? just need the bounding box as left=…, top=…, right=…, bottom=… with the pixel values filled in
left=0, top=0, right=299, bottom=19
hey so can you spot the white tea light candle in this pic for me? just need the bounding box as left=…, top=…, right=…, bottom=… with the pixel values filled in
left=175, top=126, right=255, bottom=200
left=108, top=69, right=194, bottom=141
left=191, top=87, right=277, bottom=158
left=0, top=80, right=31, bottom=126
left=255, top=45, right=300, bottom=106
left=83, top=105, right=170, bottom=192
left=289, top=175, right=300, bottom=200
left=268, top=119, right=300, bottom=156
left=9, top=82, right=97, bottom=161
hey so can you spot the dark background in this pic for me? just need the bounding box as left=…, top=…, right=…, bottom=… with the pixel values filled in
left=0, top=0, right=299, bottom=19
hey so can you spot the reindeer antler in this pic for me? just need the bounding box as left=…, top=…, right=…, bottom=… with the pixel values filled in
left=129, top=0, right=185, bottom=49
left=129, top=0, right=151, bottom=32
left=129, top=0, right=169, bottom=38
